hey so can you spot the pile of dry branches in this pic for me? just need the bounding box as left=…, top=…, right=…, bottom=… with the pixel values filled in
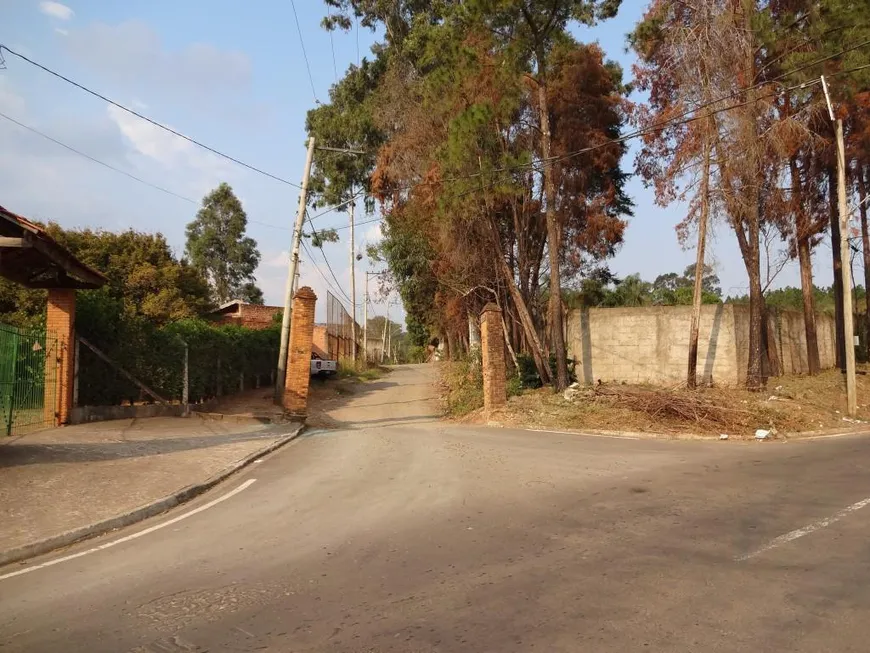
left=588, top=385, right=753, bottom=429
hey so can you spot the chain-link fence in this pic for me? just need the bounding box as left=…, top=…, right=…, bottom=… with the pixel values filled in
left=326, top=291, right=361, bottom=361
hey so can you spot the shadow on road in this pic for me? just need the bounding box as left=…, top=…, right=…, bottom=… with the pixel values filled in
left=0, top=430, right=283, bottom=468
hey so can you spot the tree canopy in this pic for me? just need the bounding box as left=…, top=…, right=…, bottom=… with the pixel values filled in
left=185, top=183, right=263, bottom=305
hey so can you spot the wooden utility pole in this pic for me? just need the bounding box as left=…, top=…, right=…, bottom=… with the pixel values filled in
left=836, top=119, right=858, bottom=417
left=822, top=77, right=857, bottom=416
left=687, top=135, right=712, bottom=389
left=349, top=196, right=357, bottom=362
left=363, top=272, right=369, bottom=364
left=275, top=136, right=315, bottom=403
left=381, top=300, right=389, bottom=363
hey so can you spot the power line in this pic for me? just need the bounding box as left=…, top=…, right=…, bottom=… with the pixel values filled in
left=0, top=109, right=199, bottom=205
left=305, top=210, right=354, bottom=303
left=288, top=0, right=319, bottom=103
left=0, top=108, right=290, bottom=232
left=291, top=39, right=870, bottom=193
left=301, top=238, right=351, bottom=304
left=355, top=15, right=360, bottom=67
left=328, top=7, right=339, bottom=82
left=308, top=189, right=367, bottom=222
left=0, top=44, right=303, bottom=189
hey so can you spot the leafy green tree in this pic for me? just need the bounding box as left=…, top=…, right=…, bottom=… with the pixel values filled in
left=46, top=224, right=213, bottom=322
left=185, top=183, right=262, bottom=305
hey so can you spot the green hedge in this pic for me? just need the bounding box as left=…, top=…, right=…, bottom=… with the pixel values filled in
left=76, top=290, right=278, bottom=406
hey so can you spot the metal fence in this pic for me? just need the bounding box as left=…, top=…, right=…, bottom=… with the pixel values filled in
left=0, top=323, right=59, bottom=436
left=326, top=291, right=361, bottom=360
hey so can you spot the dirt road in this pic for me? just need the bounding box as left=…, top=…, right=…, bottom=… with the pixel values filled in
left=4, top=364, right=870, bottom=651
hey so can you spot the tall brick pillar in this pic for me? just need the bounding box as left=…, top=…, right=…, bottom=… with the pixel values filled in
left=45, top=288, right=76, bottom=426
left=283, top=286, right=317, bottom=417
left=480, top=303, right=506, bottom=414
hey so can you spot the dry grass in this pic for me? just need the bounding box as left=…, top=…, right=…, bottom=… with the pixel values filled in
left=486, top=367, right=870, bottom=439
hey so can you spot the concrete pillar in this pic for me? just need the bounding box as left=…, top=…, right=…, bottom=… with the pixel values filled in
left=283, top=286, right=317, bottom=417
left=480, top=303, right=506, bottom=413
left=45, top=288, right=76, bottom=426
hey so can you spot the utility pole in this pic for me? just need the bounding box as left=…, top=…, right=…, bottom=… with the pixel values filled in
left=822, top=77, right=857, bottom=417
left=363, top=273, right=369, bottom=364
left=836, top=118, right=858, bottom=417
left=381, top=301, right=390, bottom=363
left=275, top=135, right=316, bottom=403
left=291, top=258, right=301, bottom=296
left=349, top=195, right=357, bottom=363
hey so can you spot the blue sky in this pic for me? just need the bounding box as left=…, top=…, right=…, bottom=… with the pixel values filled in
left=0, top=1, right=834, bottom=326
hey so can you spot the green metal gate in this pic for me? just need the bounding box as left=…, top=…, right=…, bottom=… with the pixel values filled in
left=0, top=324, right=59, bottom=436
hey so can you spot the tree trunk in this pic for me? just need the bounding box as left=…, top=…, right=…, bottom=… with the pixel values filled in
left=491, top=223, right=551, bottom=384
left=829, top=166, right=847, bottom=371
left=746, top=249, right=766, bottom=389
left=857, top=165, right=870, bottom=350
left=687, top=136, right=711, bottom=388
left=796, top=236, right=821, bottom=374
left=536, top=60, right=568, bottom=391
left=790, top=157, right=821, bottom=375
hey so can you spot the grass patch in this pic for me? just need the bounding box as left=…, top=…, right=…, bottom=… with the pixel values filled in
left=336, top=362, right=390, bottom=383
left=440, top=358, right=484, bottom=417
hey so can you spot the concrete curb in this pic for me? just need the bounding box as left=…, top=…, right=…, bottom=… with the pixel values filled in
left=494, top=421, right=870, bottom=442
left=0, top=423, right=305, bottom=569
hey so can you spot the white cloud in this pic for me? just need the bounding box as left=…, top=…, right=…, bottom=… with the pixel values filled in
left=105, top=104, right=232, bottom=197
left=65, top=21, right=251, bottom=107
left=54, top=28, right=68, bottom=36
left=39, top=2, right=74, bottom=21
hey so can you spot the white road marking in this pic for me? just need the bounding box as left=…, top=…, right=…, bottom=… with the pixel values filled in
left=526, top=428, right=639, bottom=440
left=737, top=495, right=870, bottom=561
left=0, top=479, right=257, bottom=581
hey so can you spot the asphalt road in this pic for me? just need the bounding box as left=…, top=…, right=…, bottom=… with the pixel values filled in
left=3, top=365, right=870, bottom=652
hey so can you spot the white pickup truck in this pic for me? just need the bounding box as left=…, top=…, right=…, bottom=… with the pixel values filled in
left=310, top=351, right=337, bottom=376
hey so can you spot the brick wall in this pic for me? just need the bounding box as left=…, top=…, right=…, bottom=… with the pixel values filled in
left=45, top=288, right=75, bottom=425
left=239, top=304, right=282, bottom=329
left=313, top=325, right=328, bottom=355
left=214, top=303, right=282, bottom=330
left=565, top=305, right=839, bottom=387
left=480, top=304, right=506, bottom=412
left=283, top=287, right=317, bottom=416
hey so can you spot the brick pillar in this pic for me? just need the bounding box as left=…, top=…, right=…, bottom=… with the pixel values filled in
left=283, top=286, right=317, bottom=417
left=45, top=288, right=76, bottom=426
left=480, top=303, right=506, bottom=414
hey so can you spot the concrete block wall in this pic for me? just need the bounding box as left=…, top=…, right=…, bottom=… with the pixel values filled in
left=566, top=305, right=838, bottom=387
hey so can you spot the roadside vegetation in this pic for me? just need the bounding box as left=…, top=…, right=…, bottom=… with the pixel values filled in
left=443, top=363, right=870, bottom=438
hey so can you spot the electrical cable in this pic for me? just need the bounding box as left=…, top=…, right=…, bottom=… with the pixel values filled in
left=0, top=109, right=198, bottom=205
left=304, top=209, right=354, bottom=303
left=288, top=0, right=319, bottom=103
left=0, top=45, right=304, bottom=189
left=0, top=109, right=291, bottom=231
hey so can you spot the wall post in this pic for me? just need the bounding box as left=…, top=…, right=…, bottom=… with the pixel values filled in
left=283, top=286, right=317, bottom=417
left=480, top=303, right=507, bottom=414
